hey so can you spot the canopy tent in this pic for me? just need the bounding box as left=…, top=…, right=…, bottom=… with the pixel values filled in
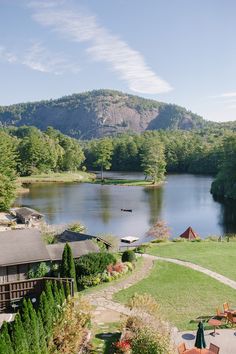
left=179, top=226, right=199, bottom=240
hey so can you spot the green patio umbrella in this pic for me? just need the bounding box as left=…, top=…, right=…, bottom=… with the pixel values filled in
left=195, top=321, right=206, bottom=349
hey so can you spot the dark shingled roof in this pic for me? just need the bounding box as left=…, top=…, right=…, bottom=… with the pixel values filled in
left=0, top=229, right=50, bottom=267
left=0, top=229, right=100, bottom=268
left=58, top=230, right=112, bottom=247
left=46, top=240, right=100, bottom=261
left=15, top=207, right=43, bottom=218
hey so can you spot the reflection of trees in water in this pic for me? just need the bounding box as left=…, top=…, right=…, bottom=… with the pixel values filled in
left=99, top=186, right=111, bottom=224
left=144, top=186, right=163, bottom=225
left=214, top=196, right=236, bottom=234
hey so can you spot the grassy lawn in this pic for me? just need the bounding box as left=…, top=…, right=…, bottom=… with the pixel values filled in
left=92, top=178, right=155, bottom=186
left=114, top=261, right=236, bottom=330
left=147, top=241, right=236, bottom=281
left=18, top=171, right=95, bottom=184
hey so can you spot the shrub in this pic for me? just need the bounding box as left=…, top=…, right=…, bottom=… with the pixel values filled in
left=115, top=340, right=131, bottom=353
left=77, top=274, right=101, bottom=289
left=122, top=250, right=136, bottom=263
left=124, top=262, right=133, bottom=271
left=135, top=244, right=149, bottom=253
left=131, top=327, right=170, bottom=354
left=128, top=293, right=159, bottom=317
left=67, top=222, right=86, bottom=233
left=76, top=252, right=116, bottom=276
left=28, top=262, right=50, bottom=279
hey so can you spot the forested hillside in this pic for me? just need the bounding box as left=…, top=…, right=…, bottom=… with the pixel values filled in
left=0, top=90, right=215, bottom=139
left=1, top=123, right=236, bottom=209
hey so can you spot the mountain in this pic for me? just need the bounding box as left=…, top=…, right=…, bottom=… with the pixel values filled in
left=0, top=89, right=218, bottom=139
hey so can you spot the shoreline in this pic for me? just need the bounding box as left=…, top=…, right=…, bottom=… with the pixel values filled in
left=17, top=171, right=96, bottom=185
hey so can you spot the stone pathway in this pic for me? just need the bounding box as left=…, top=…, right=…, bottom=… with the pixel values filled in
left=142, top=254, right=236, bottom=290
left=85, top=255, right=154, bottom=315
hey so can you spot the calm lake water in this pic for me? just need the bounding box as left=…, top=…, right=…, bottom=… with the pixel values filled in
left=16, top=173, right=236, bottom=240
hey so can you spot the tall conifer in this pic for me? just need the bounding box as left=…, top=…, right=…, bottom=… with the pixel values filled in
left=11, top=313, right=29, bottom=354
left=0, top=321, right=14, bottom=354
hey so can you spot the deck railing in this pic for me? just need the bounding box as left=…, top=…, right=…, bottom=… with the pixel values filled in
left=0, top=277, right=74, bottom=312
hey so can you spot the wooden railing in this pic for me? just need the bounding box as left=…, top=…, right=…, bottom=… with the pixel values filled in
left=0, top=277, right=74, bottom=312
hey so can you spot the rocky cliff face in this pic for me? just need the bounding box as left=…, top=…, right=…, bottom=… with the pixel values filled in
left=0, top=89, right=210, bottom=139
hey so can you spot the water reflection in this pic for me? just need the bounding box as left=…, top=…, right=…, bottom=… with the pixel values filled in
left=144, top=186, right=163, bottom=225
left=99, top=186, right=111, bottom=224
left=16, top=174, right=236, bottom=238
left=215, top=197, right=236, bottom=235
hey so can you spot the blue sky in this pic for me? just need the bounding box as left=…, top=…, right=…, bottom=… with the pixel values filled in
left=0, top=0, right=236, bottom=122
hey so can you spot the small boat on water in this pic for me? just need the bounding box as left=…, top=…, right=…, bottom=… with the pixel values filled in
left=121, top=208, right=132, bottom=212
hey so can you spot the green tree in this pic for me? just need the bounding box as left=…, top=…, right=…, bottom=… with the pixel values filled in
left=0, top=131, right=17, bottom=211
left=27, top=299, right=41, bottom=354
left=140, top=138, right=166, bottom=183
left=39, top=291, right=52, bottom=339
left=61, top=243, right=77, bottom=292
left=37, top=313, right=48, bottom=354
left=0, top=321, right=14, bottom=354
left=11, top=313, right=29, bottom=354
left=92, top=138, right=113, bottom=179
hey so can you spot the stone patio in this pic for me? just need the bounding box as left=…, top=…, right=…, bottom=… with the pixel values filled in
left=175, top=329, right=236, bottom=354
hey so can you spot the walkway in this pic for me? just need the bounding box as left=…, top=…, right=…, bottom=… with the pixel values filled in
left=143, top=254, right=236, bottom=290
left=85, top=255, right=154, bottom=315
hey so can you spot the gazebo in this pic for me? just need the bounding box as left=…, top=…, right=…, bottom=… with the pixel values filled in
left=179, top=226, right=199, bottom=240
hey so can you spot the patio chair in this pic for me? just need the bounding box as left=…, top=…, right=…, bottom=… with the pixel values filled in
left=209, top=343, right=220, bottom=354
left=216, top=308, right=227, bottom=320
left=223, top=302, right=234, bottom=313
left=177, top=342, right=187, bottom=354
left=227, top=312, right=236, bottom=326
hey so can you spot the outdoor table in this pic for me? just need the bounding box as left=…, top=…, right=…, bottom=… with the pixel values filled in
left=184, top=349, right=214, bottom=354
left=208, top=318, right=222, bottom=336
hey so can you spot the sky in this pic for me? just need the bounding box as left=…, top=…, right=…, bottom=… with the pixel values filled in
left=0, top=0, right=236, bottom=122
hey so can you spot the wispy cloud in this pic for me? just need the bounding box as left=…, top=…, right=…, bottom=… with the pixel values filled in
left=0, top=46, right=17, bottom=63
left=22, top=42, right=80, bottom=74
left=213, top=92, right=236, bottom=98
left=0, top=42, right=79, bottom=75
left=29, top=1, right=173, bottom=95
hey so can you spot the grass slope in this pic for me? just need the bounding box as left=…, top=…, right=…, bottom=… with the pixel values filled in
left=18, top=171, right=95, bottom=183
left=147, top=242, right=236, bottom=281
left=114, top=261, right=236, bottom=330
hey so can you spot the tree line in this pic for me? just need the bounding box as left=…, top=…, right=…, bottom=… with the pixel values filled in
left=1, top=125, right=236, bottom=210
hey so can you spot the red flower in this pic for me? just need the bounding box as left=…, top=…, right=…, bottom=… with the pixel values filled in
left=115, top=340, right=131, bottom=352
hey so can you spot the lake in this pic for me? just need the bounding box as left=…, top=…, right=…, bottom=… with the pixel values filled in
left=16, top=173, right=236, bottom=240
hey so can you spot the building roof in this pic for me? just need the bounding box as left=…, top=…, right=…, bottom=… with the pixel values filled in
left=47, top=240, right=100, bottom=261
left=0, top=229, right=101, bottom=268
left=15, top=207, right=43, bottom=219
left=179, top=226, right=199, bottom=240
left=0, top=229, right=50, bottom=267
left=58, top=230, right=112, bottom=248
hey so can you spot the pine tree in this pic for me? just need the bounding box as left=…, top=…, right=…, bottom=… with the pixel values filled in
left=37, top=313, right=48, bottom=354
left=45, top=281, right=55, bottom=317
left=58, top=280, right=66, bottom=305
left=65, top=279, right=71, bottom=298
left=0, top=321, right=14, bottom=354
left=60, top=243, right=69, bottom=277
left=11, top=313, right=29, bottom=354
left=21, top=299, right=31, bottom=348
left=39, top=291, right=52, bottom=339
left=67, top=244, right=77, bottom=292
left=27, top=299, right=40, bottom=354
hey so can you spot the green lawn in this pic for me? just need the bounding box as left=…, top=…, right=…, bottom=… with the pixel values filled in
left=147, top=241, right=236, bottom=281
left=114, top=261, right=236, bottom=330
left=93, top=178, right=155, bottom=186
left=18, top=171, right=95, bottom=183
